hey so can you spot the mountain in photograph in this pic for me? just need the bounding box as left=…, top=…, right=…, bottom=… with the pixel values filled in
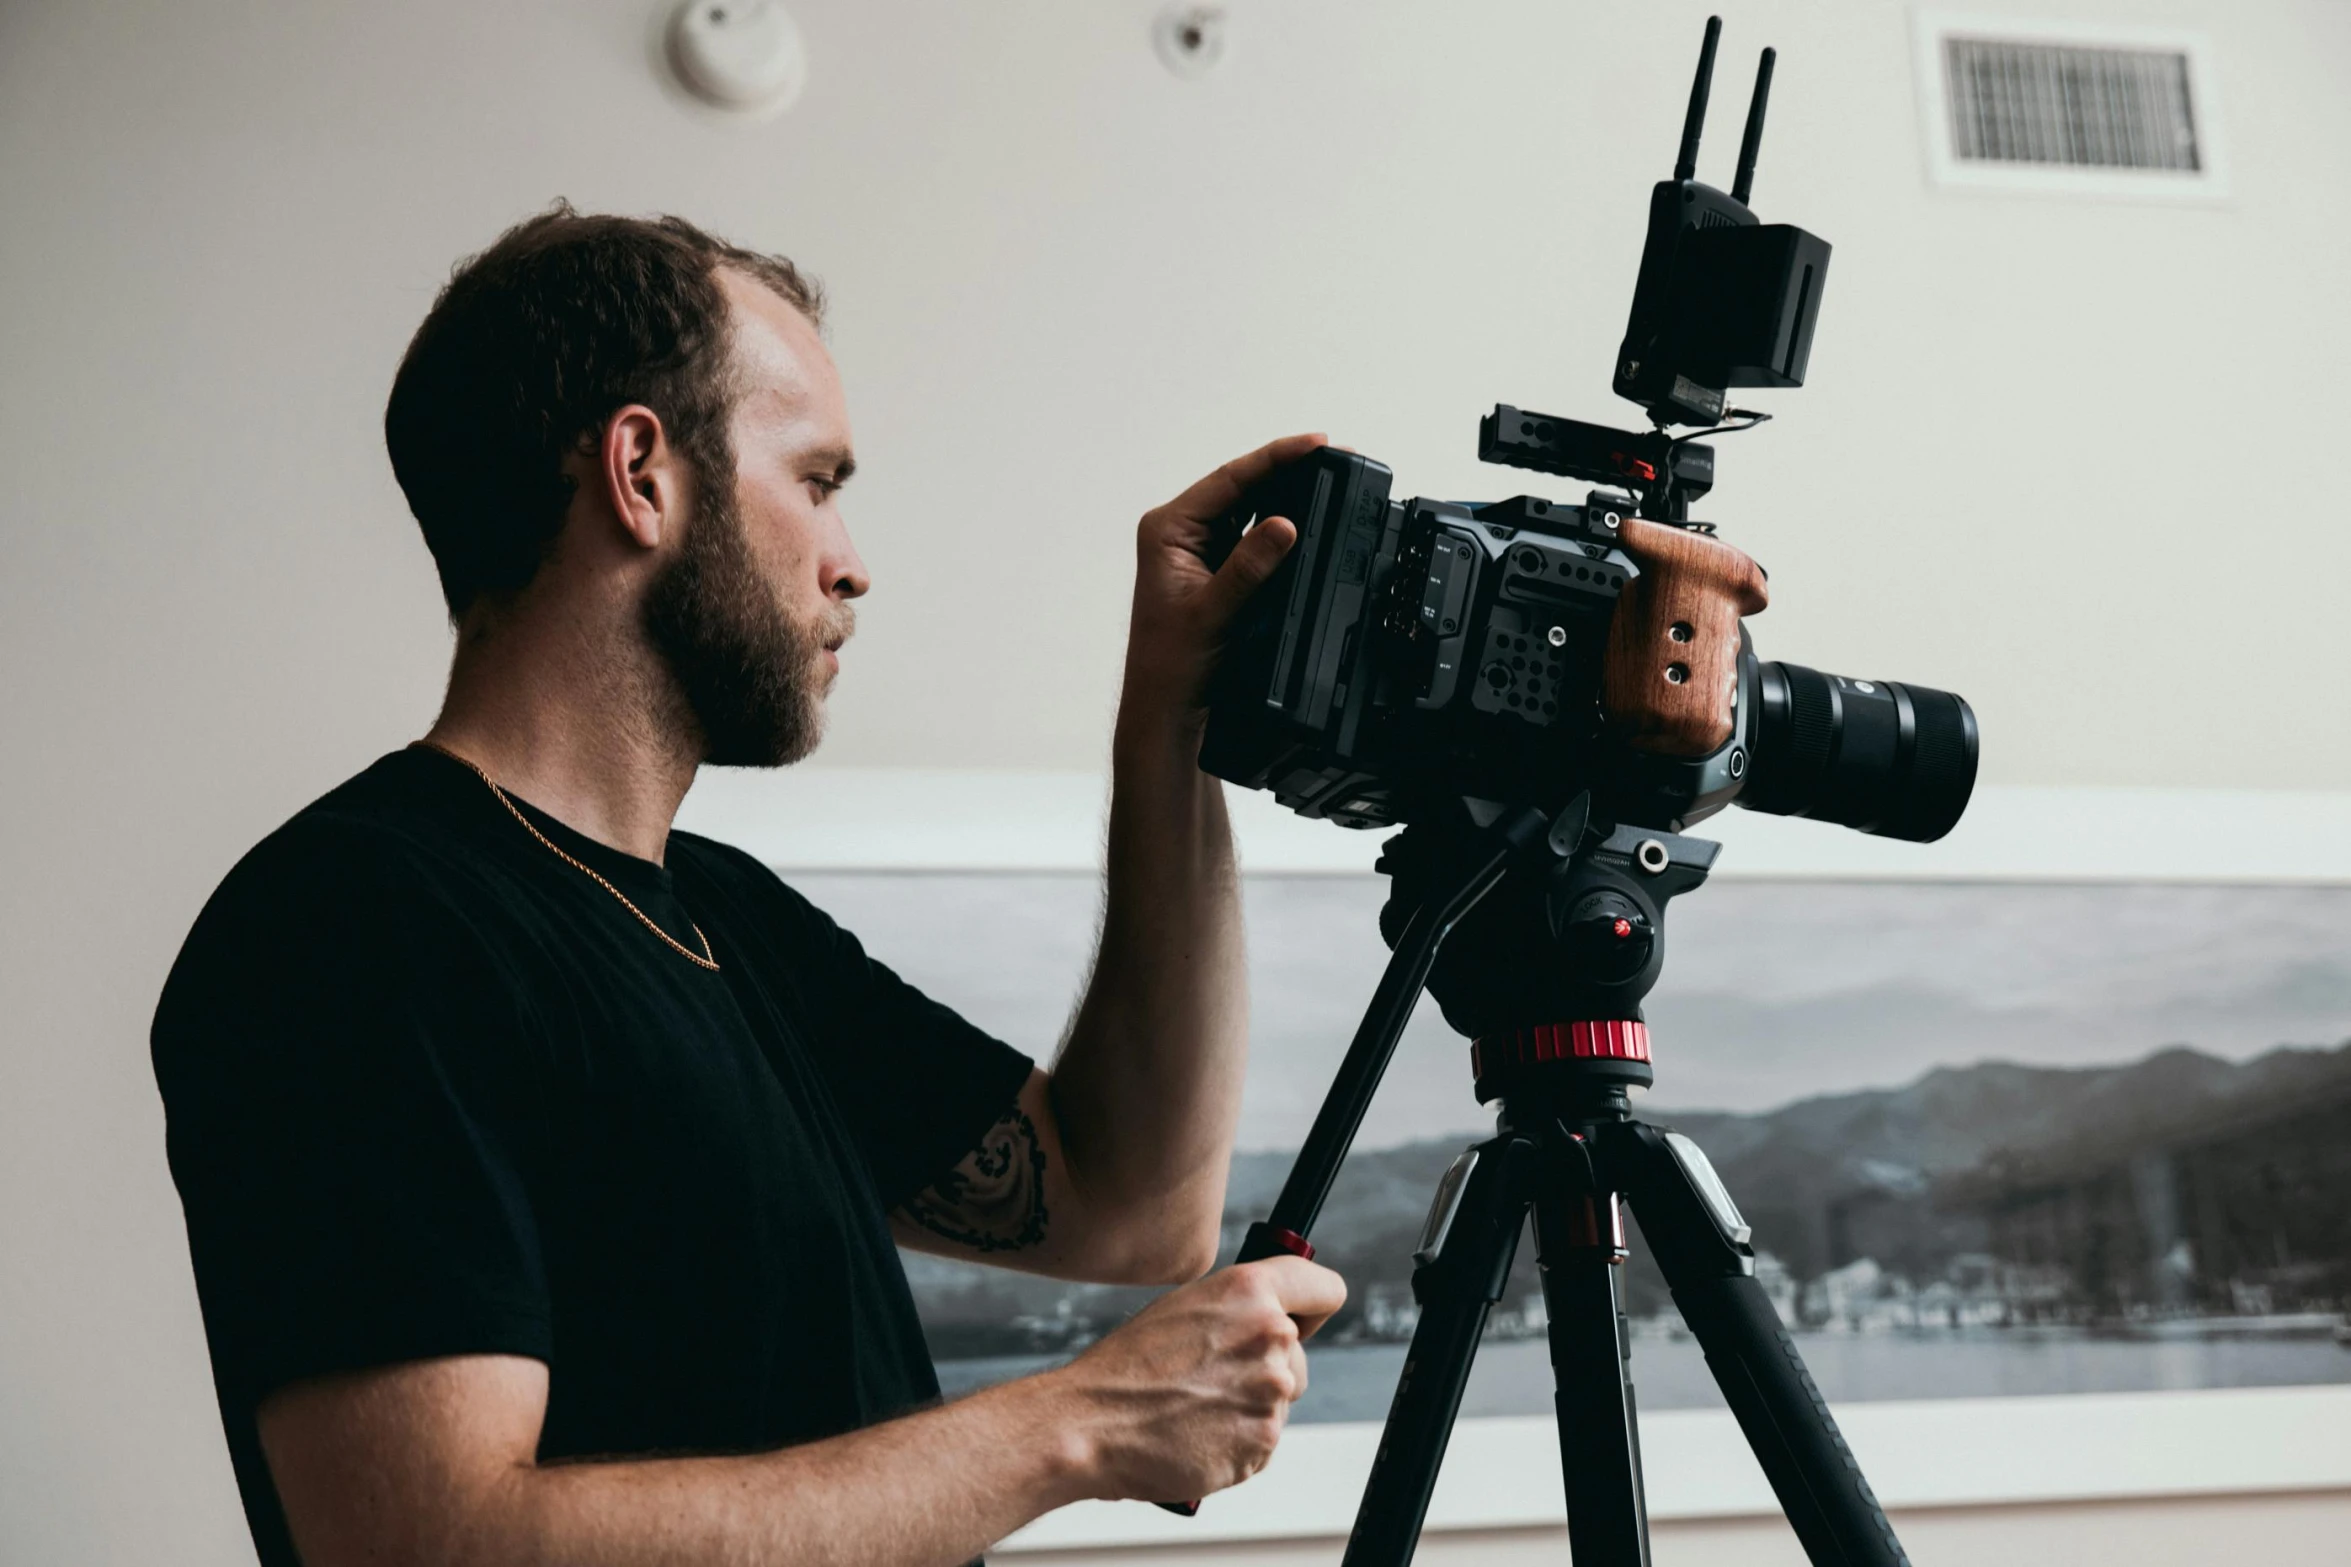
left=908, top=1038, right=2351, bottom=1356
left=802, top=873, right=2351, bottom=1152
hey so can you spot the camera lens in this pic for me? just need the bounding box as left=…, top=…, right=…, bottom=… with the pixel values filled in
left=1742, top=663, right=1978, bottom=842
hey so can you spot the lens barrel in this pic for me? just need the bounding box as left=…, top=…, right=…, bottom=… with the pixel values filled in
left=1742, top=663, right=1978, bottom=842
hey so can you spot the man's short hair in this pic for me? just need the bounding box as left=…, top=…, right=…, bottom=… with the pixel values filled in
left=384, top=201, right=823, bottom=617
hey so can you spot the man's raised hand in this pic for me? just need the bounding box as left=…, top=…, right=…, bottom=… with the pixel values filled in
left=1120, top=433, right=1328, bottom=728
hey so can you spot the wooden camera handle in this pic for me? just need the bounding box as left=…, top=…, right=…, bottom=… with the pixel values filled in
left=1600, top=517, right=1770, bottom=757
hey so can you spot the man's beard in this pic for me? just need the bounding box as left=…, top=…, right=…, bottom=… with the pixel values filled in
left=641, top=482, right=846, bottom=768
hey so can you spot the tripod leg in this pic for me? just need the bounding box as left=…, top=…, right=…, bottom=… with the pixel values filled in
left=1533, top=1186, right=1650, bottom=1567
left=1614, top=1123, right=1913, bottom=1567
left=1341, top=1137, right=1530, bottom=1567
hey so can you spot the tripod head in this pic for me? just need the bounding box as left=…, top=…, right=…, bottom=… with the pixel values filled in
left=1375, top=795, right=1718, bottom=1107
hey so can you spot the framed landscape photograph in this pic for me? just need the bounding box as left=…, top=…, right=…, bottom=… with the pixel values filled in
left=803, top=871, right=2351, bottom=1422
left=678, top=772, right=2351, bottom=1545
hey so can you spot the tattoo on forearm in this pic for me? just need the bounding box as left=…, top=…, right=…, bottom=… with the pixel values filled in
left=901, top=1107, right=1050, bottom=1253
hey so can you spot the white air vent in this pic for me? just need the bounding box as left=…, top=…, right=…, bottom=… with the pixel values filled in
left=1913, top=12, right=2227, bottom=200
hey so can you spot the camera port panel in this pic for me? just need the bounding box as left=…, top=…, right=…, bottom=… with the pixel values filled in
left=1409, top=520, right=1484, bottom=712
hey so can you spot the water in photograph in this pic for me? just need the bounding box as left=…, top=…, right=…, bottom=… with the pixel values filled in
left=935, top=1328, right=2351, bottom=1423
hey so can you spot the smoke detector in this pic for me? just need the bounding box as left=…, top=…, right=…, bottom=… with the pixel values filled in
left=1153, top=5, right=1227, bottom=79
left=667, top=0, right=808, bottom=116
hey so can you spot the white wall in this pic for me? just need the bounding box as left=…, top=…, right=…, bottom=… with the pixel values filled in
left=3, top=1, right=2348, bottom=1562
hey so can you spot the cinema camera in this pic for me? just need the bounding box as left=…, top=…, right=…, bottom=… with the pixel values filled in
left=1199, top=49, right=1975, bottom=844
left=1178, top=20, right=1977, bottom=1567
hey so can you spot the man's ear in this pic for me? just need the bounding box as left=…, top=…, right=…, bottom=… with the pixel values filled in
left=595, top=405, right=681, bottom=553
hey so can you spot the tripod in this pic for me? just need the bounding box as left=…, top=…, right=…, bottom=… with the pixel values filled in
left=1230, top=800, right=1911, bottom=1567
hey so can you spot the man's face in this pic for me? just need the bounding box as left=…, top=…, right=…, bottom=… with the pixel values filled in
left=642, top=270, right=868, bottom=767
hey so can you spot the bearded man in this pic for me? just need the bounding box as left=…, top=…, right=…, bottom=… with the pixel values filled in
left=150, top=205, right=1346, bottom=1567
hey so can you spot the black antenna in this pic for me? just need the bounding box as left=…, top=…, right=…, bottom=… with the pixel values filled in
left=1673, top=15, right=1723, bottom=182
left=1731, top=46, right=1776, bottom=205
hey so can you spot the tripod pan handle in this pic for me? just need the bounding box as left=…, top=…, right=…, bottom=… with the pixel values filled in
left=1235, top=1221, right=1317, bottom=1264
left=1154, top=1224, right=1321, bottom=1515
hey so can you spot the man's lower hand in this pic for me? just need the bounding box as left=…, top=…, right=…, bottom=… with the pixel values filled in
left=1038, top=1255, right=1348, bottom=1504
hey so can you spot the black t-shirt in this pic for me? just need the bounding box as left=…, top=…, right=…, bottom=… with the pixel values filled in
left=151, top=747, right=1033, bottom=1567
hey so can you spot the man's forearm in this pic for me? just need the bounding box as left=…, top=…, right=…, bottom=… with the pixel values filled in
left=273, top=1365, right=1093, bottom=1567
left=1050, top=706, right=1249, bottom=1274
left=516, top=1379, right=1082, bottom=1567
left=1037, top=431, right=1322, bottom=1277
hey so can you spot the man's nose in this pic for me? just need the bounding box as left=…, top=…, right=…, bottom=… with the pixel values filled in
left=826, top=517, right=870, bottom=601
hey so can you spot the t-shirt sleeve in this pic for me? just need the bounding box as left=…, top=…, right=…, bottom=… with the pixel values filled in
left=696, top=849, right=1035, bottom=1211
left=151, top=825, right=554, bottom=1410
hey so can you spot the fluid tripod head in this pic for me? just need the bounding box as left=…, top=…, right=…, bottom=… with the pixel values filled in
left=1374, top=794, right=1715, bottom=1106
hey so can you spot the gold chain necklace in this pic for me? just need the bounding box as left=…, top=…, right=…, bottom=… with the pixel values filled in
left=413, top=741, right=720, bottom=972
